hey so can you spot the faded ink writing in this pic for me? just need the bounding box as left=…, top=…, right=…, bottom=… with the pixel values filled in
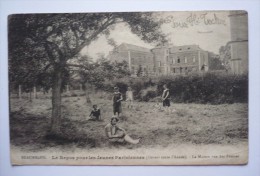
left=161, top=13, right=227, bottom=28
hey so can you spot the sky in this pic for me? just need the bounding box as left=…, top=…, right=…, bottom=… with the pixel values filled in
left=81, top=11, right=231, bottom=60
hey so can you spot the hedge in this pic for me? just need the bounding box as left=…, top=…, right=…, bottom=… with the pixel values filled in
left=100, top=73, right=248, bottom=104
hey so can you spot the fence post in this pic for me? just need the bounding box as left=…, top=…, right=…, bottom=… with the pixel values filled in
left=18, top=85, right=22, bottom=99
left=33, top=86, right=37, bottom=99
left=80, top=84, right=82, bottom=91
left=66, top=85, right=69, bottom=93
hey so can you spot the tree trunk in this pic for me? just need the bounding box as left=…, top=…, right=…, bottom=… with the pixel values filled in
left=29, top=91, right=32, bottom=102
left=66, top=84, right=69, bottom=93
left=84, top=82, right=91, bottom=104
left=18, top=85, right=22, bottom=99
left=80, top=84, right=82, bottom=91
left=50, top=68, right=63, bottom=135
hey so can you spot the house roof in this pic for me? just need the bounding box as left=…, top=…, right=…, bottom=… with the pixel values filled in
left=169, top=45, right=202, bottom=53
left=120, top=43, right=151, bottom=53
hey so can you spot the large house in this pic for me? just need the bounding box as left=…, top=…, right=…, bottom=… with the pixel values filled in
left=152, top=44, right=209, bottom=75
left=108, top=43, right=154, bottom=76
left=108, top=43, right=209, bottom=76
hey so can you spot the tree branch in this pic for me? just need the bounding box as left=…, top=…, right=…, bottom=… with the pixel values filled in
left=68, top=16, right=117, bottom=59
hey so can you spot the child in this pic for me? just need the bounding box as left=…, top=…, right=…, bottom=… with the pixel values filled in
left=89, top=104, right=101, bottom=121
left=162, top=84, right=170, bottom=114
left=125, top=86, right=134, bottom=109
left=112, top=87, right=123, bottom=117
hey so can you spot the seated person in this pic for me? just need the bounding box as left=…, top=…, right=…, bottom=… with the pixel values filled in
left=105, top=117, right=140, bottom=144
left=89, top=105, right=101, bottom=121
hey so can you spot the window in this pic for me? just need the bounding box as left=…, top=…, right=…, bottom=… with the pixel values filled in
left=184, top=57, right=187, bottom=63
left=177, top=57, right=180, bottom=63
left=158, top=61, right=161, bottom=67
left=172, top=59, right=175, bottom=64
left=180, top=67, right=183, bottom=73
left=193, top=56, right=196, bottom=62
left=171, top=67, right=176, bottom=73
left=166, top=56, right=169, bottom=62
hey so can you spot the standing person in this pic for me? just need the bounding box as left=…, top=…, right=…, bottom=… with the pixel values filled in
left=112, top=87, right=123, bottom=117
left=162, top=84, right=170, bottom=113
left=126, top=86, right=134, bottom=109
left=105, top=117, right=140, bottom=144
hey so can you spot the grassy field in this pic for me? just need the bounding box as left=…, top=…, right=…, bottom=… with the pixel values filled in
left=10, top=92, right=248, bottom=151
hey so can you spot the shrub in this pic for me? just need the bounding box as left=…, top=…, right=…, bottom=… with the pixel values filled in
left=139, top=86, right=158, bottom=102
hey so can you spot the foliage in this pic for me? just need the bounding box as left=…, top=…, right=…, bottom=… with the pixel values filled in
left=8, top=12, right=166, bottom=133
left=100, top=77, right=156, bottom=100
left=9, top=13, right=166, bottom=91
left=99, top=73, right=248, bottom=104
left=156, top=73, right=248, bottom=104
left=136, top=65, right=143, bottom=77
left=75, top=55, right=131, bottom=90
left=139, top=86, right=157, bottom=102
left=208, top=52, right=225, bottom=70
left=219, top=44, right=231, bottom=70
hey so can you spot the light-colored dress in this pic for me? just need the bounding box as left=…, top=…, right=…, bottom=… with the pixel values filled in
left=126, top=90, right=133, bottom=101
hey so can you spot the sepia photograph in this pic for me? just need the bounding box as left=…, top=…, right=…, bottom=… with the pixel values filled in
left=8, top=10, right=248, bottom=165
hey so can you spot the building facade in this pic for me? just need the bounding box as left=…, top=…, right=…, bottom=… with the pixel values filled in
left=152, top=44, right=208, bottom=75
left=228, top=11, right=248, bottom=75
left=108, top=43, right=154, bottom=76
left=108, top=43, right=209, bottom=76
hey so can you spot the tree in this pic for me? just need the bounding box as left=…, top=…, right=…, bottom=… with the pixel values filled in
left=76, top=55, right=130, bottom=98
left=9, top=12, right=166, bottom=135
left=136, top=65, right=143, bottom=77
left=208, top=52, right=225, bottom=70
left=219, top=44, right=231, bottom=71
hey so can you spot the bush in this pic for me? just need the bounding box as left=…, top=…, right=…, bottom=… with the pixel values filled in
left=139, top=86, right=158, bottom=102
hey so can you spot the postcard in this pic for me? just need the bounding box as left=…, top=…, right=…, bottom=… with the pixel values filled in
left=9, top=10, right=248, bottom=165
